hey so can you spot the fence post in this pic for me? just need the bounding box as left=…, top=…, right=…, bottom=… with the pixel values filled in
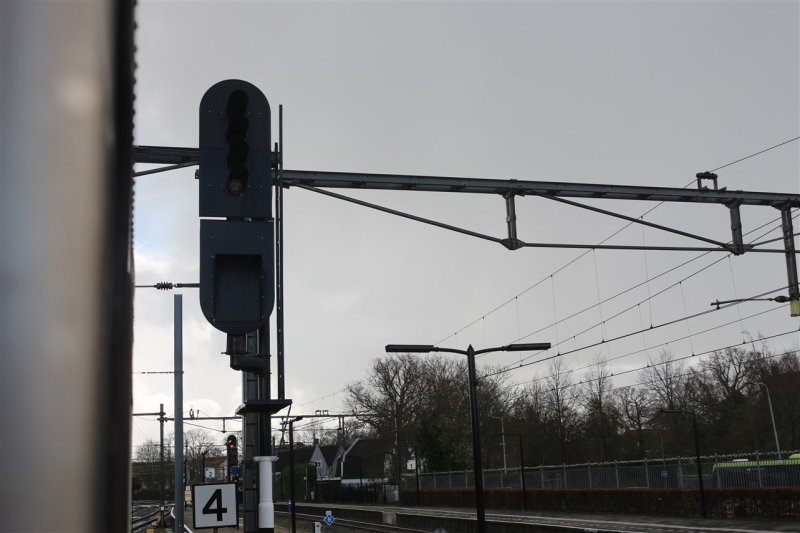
left=615, top=461, right=620, bottom=489
left=563, top=464, right=568, bottom=489
left=540, top=465, right=544, bottom=489
left=465, top=469, right=468, bottom=488
left=677, top=457, right=684, bottom=489
left=644, top=456, right=650, bottom=488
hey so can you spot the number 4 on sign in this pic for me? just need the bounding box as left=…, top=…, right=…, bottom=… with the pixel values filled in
left=203, top=489, right=227, bottom=522
left=192, top=483, right=238, bottom=529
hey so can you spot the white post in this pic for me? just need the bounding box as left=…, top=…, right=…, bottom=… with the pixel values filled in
left=255, top=456, right=278, bottom=530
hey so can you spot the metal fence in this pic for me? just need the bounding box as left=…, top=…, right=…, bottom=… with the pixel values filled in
left=402, top=450, right=800, bottom=491
left=316, top=480, right=393, bottom=504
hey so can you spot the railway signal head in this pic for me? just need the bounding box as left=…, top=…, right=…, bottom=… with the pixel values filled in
left=199, top=79, right=271, bottom=219
left=226, top=434, right=238, bottom=466
left=198, top=80, right=275, bottom=335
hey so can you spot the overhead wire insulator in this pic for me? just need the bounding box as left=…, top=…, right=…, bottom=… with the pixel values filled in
left=155, top=282, right=174, bottom=290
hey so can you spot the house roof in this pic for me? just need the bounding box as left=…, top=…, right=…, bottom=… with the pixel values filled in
left=275, top=445, right=316, bottom=470
left=319, top=444, right=339, bottom=466
left=340, top=438, right=387, bottom=479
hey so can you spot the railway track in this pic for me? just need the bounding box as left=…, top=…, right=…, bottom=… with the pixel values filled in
left=289, top=503, right=800, bottom=533
left=276, top=510, right=432, bottom=533
left=131, top=503, right=164, bottom=533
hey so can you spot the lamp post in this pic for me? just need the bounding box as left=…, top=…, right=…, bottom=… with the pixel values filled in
left=756, top=382, right=782, bottom=460
left=288, top=416, right=303, bottom=533
left=386, top=342, right=550, bottom=533
left=660, top=409, right=706, bottom=518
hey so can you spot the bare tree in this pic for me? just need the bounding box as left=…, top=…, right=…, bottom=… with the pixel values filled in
left=511, top=379, right=549, bottom=465
left=183, top=429, right=219, bottom=484
left=346, top=353, right=429, bottom=433
left=616, top=385, right=654, bottom=459
left=134, top=439, right=163, bottom=492
left=582, top=356, right=621, bottom=461
left=750, top=349, right=800, bottom=452
left=641, top=349, right=687, bottom=410
left=696, top=348, right=752, bottom=400
left=543, top=358, right=579, bottom=463
left=345, top=353, right=432, bottom=478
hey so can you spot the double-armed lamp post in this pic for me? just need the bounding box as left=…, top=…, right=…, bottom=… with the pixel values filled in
left=385, top=342, right=550, bottom=533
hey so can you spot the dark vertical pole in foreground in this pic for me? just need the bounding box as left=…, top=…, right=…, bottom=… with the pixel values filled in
left=160, top=404, right=165, bottom=524
left=258, top=324, right=271, bottom=454
left=692, top=414, right=706, bottom=518
left=243, top=333, right=259, bottom=532
left=1, top=2, right=135, bottom=531
left=174, top=295, right=184, bottom=532
left=289, top=417, right=302, bottom=533
left=518, top=434, right=527, bottom=511
left=258, top=325, right=272, bottom=533
left=466, top=345, right=487, bottom=533
left=276, top=105, right=286, bottom=399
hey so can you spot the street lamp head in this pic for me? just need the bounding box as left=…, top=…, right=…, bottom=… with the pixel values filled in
left=503, top=342, right=551, bottom=352
left=385, top=344, right=435, bottom=353
left=291, top=416, right=303, bottom=423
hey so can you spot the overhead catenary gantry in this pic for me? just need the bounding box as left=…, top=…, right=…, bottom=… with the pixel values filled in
left=134, top=144, right=800, bottom=315
left=132, top=81, right=800, bottom=533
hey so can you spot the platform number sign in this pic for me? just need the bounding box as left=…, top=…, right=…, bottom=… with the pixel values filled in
left=192, top=483, right=238, bottom=529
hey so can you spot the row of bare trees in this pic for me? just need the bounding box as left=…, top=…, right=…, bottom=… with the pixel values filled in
left=133, top=428, right=232, bottom=494
left=345, top=344, right=800, bottom=473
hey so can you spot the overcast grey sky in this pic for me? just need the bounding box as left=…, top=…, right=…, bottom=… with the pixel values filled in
left=131, top=0, right=799, bottom=448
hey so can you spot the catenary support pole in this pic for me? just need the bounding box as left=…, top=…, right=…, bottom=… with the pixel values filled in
left=174, top=294, right=184, bottom=532
left=466, top=345, right=487, bottom=533
left=780, top=207, right=800, bottom=316
left=160, top=404, right=165, bottom=525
